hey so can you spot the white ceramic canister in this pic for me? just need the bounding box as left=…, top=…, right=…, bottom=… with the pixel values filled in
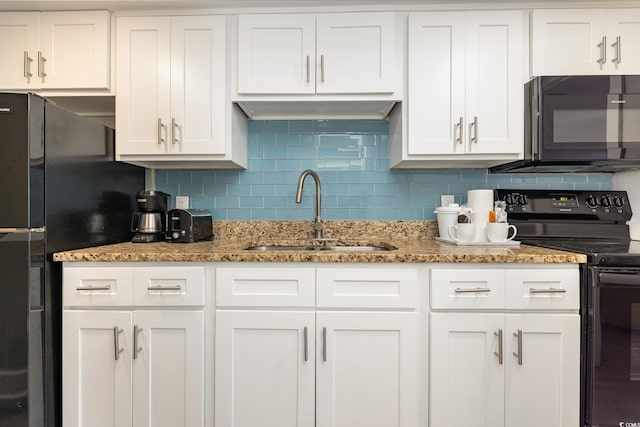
left=435, top=204, right=462, bottom=240
left=466, top=189, right=494, bottom=242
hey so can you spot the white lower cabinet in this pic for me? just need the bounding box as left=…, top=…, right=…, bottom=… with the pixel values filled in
left=429, top=266, right=580, bottom=427
left=62, top=263, right=209, bottom=427
left=215, top=265, right=421, bottom=427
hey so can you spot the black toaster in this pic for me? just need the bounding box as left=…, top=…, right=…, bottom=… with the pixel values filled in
left=166, top=208, right=213, bottom=243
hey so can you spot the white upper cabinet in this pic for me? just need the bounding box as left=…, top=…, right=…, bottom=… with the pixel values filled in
left=532, top=9, right=640, bottom=75
left=0, top=11, right=110, bottom=90
left=237, top=12, right=396, bottom=95
left=390, top=10, right=524, bottom=168
left=116, top=15, right=247, bottom=169
left=238, top=14, right=316, bottom=94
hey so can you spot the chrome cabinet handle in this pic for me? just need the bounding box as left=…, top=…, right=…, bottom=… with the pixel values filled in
left=320, top=54, right=325, bottom=82
left=455, top=117, right=464, bottom=144
left=454, top=287, right=491, bottom=293
left=513, top=329, right=523, bottom=365
left=157, top=118, right=166, bottom=145
left=306, top=55, right=310, bottom=83
left=597, top=36, right=607, bottom=64
left=529, top=287, right=567, bottom=294
left=37, top=51, right=46, bottom=77
left=171, top=118, right=178, bottom=145
left=471, top=116, right=478, bottom=144
left=494, top=329, right=503, bottom=365
left=113, top=327, right=124, bottom=361
left=24, top=51, right=33, bottom=78
left=322, top=327, right=327, bottom=362
left=611, top=35, right=621, bottom=64
left=147, top=285, right=182, bottom=291
left=303, top=326, right=308, bottom=362
left=133, top=325, right=143, bottom=360
left=76, top=285, right=111, bottom=291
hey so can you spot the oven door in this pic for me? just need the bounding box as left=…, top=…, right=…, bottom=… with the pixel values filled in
left=586, top=266, right=640, bottom=427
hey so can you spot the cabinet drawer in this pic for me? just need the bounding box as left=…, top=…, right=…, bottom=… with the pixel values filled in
left=505, top=268, right=579, bottom=310
left=216, top=267, right=316, bottom=307
left=431, top=269, right=505, bottom=310
left=63, top=267, right=133, bottom=307
left=316, top=267, right=419, bottom=309
left=133, top=266, right=205, bottom=306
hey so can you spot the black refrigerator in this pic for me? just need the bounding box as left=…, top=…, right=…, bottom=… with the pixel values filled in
left=0, top=93, right=145, bottom=427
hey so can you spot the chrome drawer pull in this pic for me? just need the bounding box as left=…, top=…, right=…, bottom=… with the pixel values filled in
left=24, top=51, right=33, bottom=78
left=113, top=327, right=124, bottom=361
left=597, top=36, right=607, bottom=64
left=303, top=326, right=308, bottom=362
left=611, top=35, right=621, bottom=64
left=454, top=287, right=491, bottom=293
left=513, top=329, right=523, bottom=365
left=322, top=327, right=327, bottom=362
left=455, top=117, right=464, bottom=144
left=76, top=285, right=111, bottom=291
left=529, top=287, right=566, bottom=294
left=494, top=329, right=503, bottom=365
left=37, top=51, right=46, bottom=77
left=157, top=118, right=166, bottom=145
left=133, top=325, right=143, bottom=360
left=147, top=285, right=182, bottom=291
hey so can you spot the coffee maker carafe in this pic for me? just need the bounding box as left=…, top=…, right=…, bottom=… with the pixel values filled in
left=131, top=190, right=170, bottom=243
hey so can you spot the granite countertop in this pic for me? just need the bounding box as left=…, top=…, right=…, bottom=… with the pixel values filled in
left=53, top=220, right=586, bottom=264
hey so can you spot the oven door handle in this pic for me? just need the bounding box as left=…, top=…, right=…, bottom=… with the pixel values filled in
left=598, top=272, right=640, bottom=286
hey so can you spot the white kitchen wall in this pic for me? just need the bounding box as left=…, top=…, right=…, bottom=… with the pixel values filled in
left=613, top=170, right=640, bottom=239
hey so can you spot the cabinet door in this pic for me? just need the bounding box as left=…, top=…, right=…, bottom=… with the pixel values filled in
left=215, top=310, right=315, bottom=427
left=531, top=9, right=606, bottom=75
left=609, top=10, right=640, bottom=74
left=237, top=14, right=316, bottom=94
left=132, top=310, right=205, bottom=427
left=407, top=12, right=466, bottom=155
left=63, top=310, right=132, bottom=427
left=170, top=15, right=227, bottom=155
left=316, top=12, right=396, bottom=94
left=505, top=314, right=580, bottom=427
left=316, top=312, right=419, bottom=427
left=116, top=17, right=171, bottom=156
left=465, top=11, right=523, bottom=155
left=39, top=11, right=110, bottom=89
left=0, top=12, right=39, bottom=89
left=430, top=313, right=504, bottom=427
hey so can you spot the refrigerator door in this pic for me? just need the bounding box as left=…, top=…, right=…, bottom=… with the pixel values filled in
left=0, top=93, right=44, bottom=229
left=0, top=230, right=45, bottom=427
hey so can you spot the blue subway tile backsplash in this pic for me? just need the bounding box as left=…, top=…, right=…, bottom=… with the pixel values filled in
left=155, top=120, right=613, bottom=221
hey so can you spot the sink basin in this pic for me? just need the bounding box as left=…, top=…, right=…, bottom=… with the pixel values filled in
left=244, top=245, right=394, bottom=252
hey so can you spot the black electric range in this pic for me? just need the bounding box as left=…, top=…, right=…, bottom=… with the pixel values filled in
left=495, top=189, right=640, bottom=427
left=494, top=189, right=635, bottom=265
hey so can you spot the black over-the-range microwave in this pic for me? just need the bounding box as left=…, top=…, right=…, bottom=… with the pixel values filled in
left=490, top=75, right=640, bottom=173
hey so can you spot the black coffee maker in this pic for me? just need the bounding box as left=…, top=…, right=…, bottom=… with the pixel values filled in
left=131, top=190, right=171, bottom=243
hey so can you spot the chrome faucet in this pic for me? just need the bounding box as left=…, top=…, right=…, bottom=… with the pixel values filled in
left=295, top=169, right=323, bottom=239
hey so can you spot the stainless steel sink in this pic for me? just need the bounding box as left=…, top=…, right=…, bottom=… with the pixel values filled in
left=244, top=245, right=394, bottom=252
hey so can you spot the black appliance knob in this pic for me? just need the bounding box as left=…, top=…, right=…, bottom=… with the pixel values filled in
left=585, top=195, right=598, bottom=208
left=599, top=195, right=611, bottom=208
left=515, top=194, right=528, bottom=206
left=612, top=196, right=625, bottom=208
left=504, top=193, right=515, bottom=206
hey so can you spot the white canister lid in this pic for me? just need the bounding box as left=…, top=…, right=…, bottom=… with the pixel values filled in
left=434, top=204, right=461, bottom=214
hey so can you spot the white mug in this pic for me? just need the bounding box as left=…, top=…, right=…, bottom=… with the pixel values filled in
left=486, top=222, right=517, bottom=242
left=448, top=223, right=476, bottom=242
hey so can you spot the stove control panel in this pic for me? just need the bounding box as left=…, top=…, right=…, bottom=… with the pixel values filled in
left=494, top=189, right=632, bottom=221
